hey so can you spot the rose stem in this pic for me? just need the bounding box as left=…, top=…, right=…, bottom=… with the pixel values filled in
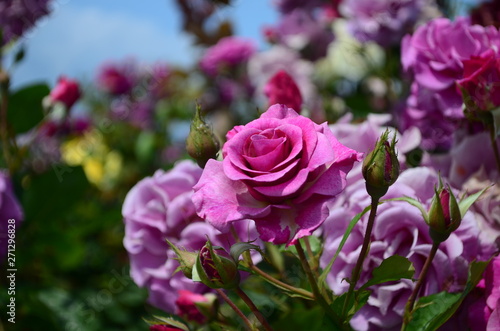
left=488, top=122, right=500, bottom=174
left=303, top=236, right=318, bottom=274
left=229, top=225, right=315, bottom=300
left=402, top=241, right=440, bottom=327
left=341, top=196, right=380, bottom=319
left=234, top=286, right=274, bottom=331
left=215, top=288, right=255, bottom=331
left=295, top=239, right=345, bottom=329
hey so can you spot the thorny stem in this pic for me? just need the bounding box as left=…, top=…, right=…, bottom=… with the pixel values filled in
left=402, top=241, right=440, bottom=328
left=234, top=286, right=274, bottom=331
left=303, top=236, right=318, bottom=274
left=215, top=288, right=254, bottom=331
left=295, top=239, right=345, bottom=329
left=341, top=196, right=380, bottom=319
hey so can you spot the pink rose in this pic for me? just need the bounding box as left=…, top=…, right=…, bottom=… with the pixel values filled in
left=264, top=70, right=303, bottom=112
left=193, top=104, right=361, bottom=245
left=457, top=49, right=500, bottom=112
left=49, top=76, right=81, bottom=109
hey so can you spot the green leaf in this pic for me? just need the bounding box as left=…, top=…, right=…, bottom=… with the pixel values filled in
left=458, top=186, right=490, bottom=218
left=8, top=83, right=50, bottom=133
left=359, top=255, right=415, bottom=291
left=405, top=260, right=490, bottom=331
left=22, top=165, right=89, bottom=221
left=383, top=197, right=428, bottom=222
left=230, top=242, right=264, bottom=262
left=318, top=205, right=372, bottom=293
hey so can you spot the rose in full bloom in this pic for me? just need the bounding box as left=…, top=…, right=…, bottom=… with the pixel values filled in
left=122, top=160, right=259, bottom=312
left=467, top=256, right=500, bottom=331
left=457, top=49, right=500, bottom=112
left=200, top=37, right=256, bottom=76
left=340, top=0, right=424, bottom=47
left=264, top=70, right=302, bottom=112
left=401, top=17, right=500, bottom=150
left=193, top=104, right=361, bottom=245
left=0, top=0, right=52, bottom=45
left=0, top=171, right=23, bottom=261
left=49, top=76, right=81, bottom=109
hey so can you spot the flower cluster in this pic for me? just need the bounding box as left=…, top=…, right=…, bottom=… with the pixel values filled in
left=0, top=0, right=52, bottom=45
left=401, top=17, right=500, bottom=150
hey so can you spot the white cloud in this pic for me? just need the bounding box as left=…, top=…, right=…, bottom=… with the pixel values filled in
left=10, top=4, right=199, bottom=88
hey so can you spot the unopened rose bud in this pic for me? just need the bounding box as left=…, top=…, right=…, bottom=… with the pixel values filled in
left=186, top=105, right=220, bottom=168
left=167, top=240, right=197, bottom=279
left=427, top=183, right=461, bottom=243
left=175, top=290, right=217, bottom=324
left=49, top=76, right=81, bottom=110
left=196, top=240, right=239, bottom=289
left=362, top=130, right=399, bottom=199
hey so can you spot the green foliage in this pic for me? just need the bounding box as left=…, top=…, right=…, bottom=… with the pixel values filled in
left=7, top=83, right=49, bottom=133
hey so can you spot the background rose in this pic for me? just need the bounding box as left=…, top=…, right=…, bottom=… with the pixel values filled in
left=122, top=160, right=259, bottom=312
left=49, top=76, right=81, bottom=109
left=400, top=17, right=500, bottom=150
left=457, top=49, right=500, bottom=112
left=200, top=36, right=256, bottom=76
left=0, top=171, right=23, bottom=261
left=193, top=104, right=361, bottom=245
left=264, top=70, right=302, bottom=112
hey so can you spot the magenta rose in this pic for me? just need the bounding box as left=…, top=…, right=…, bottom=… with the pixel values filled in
left=49, top=76, right=81, bottom=109
left=264, top=70, right=303, bottom=113
left=457, top=49, right=500, bottom=112
left=193, top=104, right=361, bottom=245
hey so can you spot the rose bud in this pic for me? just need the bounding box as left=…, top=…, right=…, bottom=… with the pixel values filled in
left=195, top=240, right=240, bottom=289
left=264, top=70, right=303, bottom=112
left=427, top=182, right=462, bottom=243
left=175, top=290, right=216, bottom=324
left=362, top=130, right=399, bottom=199
left=186, top=105, right=220, bottom=168
left=48, top=76, right=81, bottom=110
left=167, top=240, right=198, bottom=279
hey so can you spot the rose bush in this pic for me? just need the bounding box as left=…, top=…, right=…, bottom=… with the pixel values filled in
left=0, top=171, right=23, bottom=261
left=193, top=104, right=361, bottom=245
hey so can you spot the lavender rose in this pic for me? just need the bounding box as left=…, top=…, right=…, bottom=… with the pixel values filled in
left=340, top=0, right=424, bottom=47
left=0, top=171, right=23, bottom=261
left=193, top=104, right=361, bottom=245
left=200, top=36, right=256, bottom=77
left=122, top=160, right=258, bottom=312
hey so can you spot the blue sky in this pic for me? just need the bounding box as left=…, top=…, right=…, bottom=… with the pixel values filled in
left=8, top=0, right=278, bottom=88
